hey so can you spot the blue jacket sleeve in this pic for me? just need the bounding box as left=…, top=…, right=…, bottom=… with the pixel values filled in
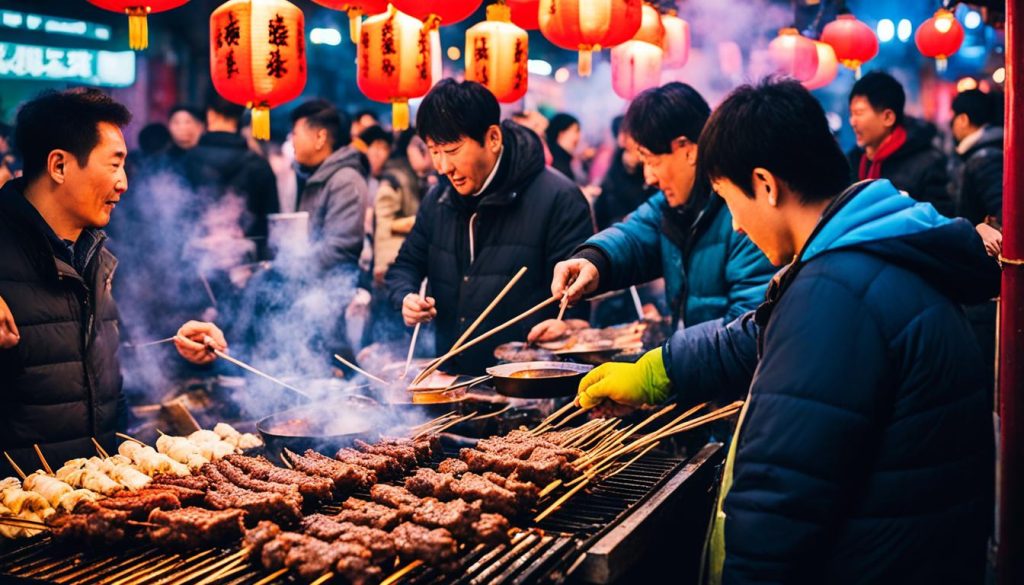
left=722, top=273, right=887, bottom=583
left=722, top=227, right=776, bottom=322
left=584, top=193, right=667, bottom=293
left=663, top=312, right=759, bottom=405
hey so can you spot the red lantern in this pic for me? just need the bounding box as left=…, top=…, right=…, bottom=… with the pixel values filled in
left=509, top=0, right=540, bottom=30
left=357, top=5, right=432, bottom=131
left=660, top=10, right=690, bottom=69
left=803, top=41, right=838, bottom=90
left=210, top=0, right=307, bottom=140
left=539, top=0, right=643, bottom=77
left=392, top=0, right=483, bottom=27
left=769, top=28, right=819, bottom=82
left=86, top=0, right=189, bottom=50
left=915, top=8, right=965, bottom=71
left=465, top=4, right=529, bottom=103
left=610, top=3, right=663, bottom=100
left=309, top=1, right=388, bottom=44
left=821, top=13, right=878, bottom=74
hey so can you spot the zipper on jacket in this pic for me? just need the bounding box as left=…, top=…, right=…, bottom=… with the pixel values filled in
left=468, top=212, right=479, bottom=264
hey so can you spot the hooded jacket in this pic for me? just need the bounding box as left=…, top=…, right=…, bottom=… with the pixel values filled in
left=0, top=179, right=123, bottom=475
left=663, top=180, right=998, bottom=584
left=847, top=118, right=953, bottom=217
left=956, top=124, right=1004, bottom=226
left=297, top=145, right=369, bottom=274
left=385, top=121, right=594, bottom=374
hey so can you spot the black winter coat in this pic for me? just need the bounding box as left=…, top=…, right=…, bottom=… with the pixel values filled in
left=0, top=180, right=123, bottom=476
left=957, top=125, right=1004, bottom=225
left=385, top=121, right=594, bottom=374
left=847, top=118, right=954, bottom=216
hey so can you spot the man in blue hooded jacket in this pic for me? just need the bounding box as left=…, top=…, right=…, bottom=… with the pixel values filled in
left=533, top=83, right=774, bottom=343
left=575, top=79, right=998, bottom=584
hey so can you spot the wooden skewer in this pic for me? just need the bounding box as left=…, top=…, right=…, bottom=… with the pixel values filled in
left=446, top=266, right=528, bottom=359
left=91, top=438, right=110, bottom=459
left=253, top=567, right=289, bottom=585
left=128, top=336, right=176, bottom=349
left=534, top=400, right=577, bottom=432
left=112, top=554, right=188, bottom=585
left=309, top=572, right=335, bottom=585
left=601, top=441, right=661, bottom=482
left=115, top=432, right=146, bottom=446
left=546, top=407, right=588, bottom=431
left=538, top=479, right=562, bottom=498
left=108, top=554, right=183, bottom=585
left=569, top=418, right=619, bottom=450
left=417, top=411, right=478, bottom=438
left=534, top=476, right=592, bottom=523
left=574, top=403, right=689, bottom=467
left=381, top=560, right=424, bottom=585
left=472, top=404, right=513, bottom=421
left=402, top=278, right=429, bottom=379
left=333, top=353, right=390, bottom=385
left=195, top=550, right=252, bottom=585
left=125, top=520, right=160, bottom=529
left=201, top=562, right=250, bottom=584
left=31, top=444, right=52, bottom=476
left=408, top=412, right=459, bottom=433
left=0, top=515, right=48, bottom=528
left=5, top=451, right=27, bottom=481
left=556, top=290, right=569, bottom=322
left=629, top=285, right=645, bottom=320
left=162, top=550, right=224, bottom=585
left=413, top=294, right=561, bottom=386
left=184, top=335, right=311, bottom=399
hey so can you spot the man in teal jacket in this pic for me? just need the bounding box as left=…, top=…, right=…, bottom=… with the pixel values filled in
left=535, top=83, right=774, bottom=340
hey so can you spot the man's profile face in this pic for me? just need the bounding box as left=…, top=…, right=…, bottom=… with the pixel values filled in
left=425, top=125, right=501, bottom=196
left=63, top=121, right=128, bottom=229
left=713, top=174, right=790, bottom=266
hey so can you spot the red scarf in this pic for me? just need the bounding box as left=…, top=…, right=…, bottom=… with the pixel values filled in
left=858, top=125, right=907, bottom=180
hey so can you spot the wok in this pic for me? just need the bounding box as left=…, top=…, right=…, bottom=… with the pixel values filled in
left=486, top=361, right=593, bottom=399
left=256, top=395, right=382, bottom=456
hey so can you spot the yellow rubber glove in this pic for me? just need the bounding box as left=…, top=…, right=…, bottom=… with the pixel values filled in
left=575, top=347, right=672, bottom=410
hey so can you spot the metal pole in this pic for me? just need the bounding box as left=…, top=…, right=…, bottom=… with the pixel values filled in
left=998, top=1, right=1024, bottom=583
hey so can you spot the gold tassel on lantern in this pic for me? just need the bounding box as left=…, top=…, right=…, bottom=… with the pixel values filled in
left=251, top=105, right=271, bottom=141
left=348, top=8, right=363, bottom=44
left=392, top=100, right=410, bottom=131
left=126, top=6, right=151, bottom=50
left=577, top=46, right=593, bottom=77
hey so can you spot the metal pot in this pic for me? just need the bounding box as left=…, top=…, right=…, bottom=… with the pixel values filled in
left=256, top=395, right=382, bottom=457
left=486, top=361, right=593, bottom=399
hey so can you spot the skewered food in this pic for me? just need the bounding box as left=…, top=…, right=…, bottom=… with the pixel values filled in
left=437, top=458, right=469, bottom=475
left=301, top=515, right=396, bottom=564
left=337, top=498, right=407, bottom=530
left=391, top=522, right=458, bottom=564
left=223, top=454, right=333, bottom=501
left=213, top=422, right=263, bottom=450
left=78, top=489, right=181, bottom=520
left=55, top=460, right=123, bottom=496
left=203, top=465, right=301, bottom=525
left=56, top=489, right=101, bottom=513
left=22, top=472, right=73, bottom=508
left=284, top=449, right=376, bottom=492
left=48, top=507, right=129, bottom=546
left=118, top=441, right=190, bottom=477
left=405, top=468, right=521, bottom=516
left=335, top=448, right=404, bottom=479
left=89, top=456, right=152, bottom=490
left=2, top=483, right=56, bottom=516
left=211, top=460, right=303, bottom=507
left=155, top=435, right=210, bottom=470
left=147, top=506, right=245, bottom=549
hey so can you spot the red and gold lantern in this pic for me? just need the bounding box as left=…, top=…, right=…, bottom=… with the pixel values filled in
left=803, top=41, right=838, bottom=90
left=309, top=1, right=388, bottom=44
left=86, top=0, right=189, bottom=50
left=768, top=28, right=818, bottom=82
left=660, top=10, right=689, bottom=68
left=539, top=0, right=643, bottom=77
left=210, top=0, right=307, bottom=140
left=820, top=13, right=878, bottom=74
left=610, top=3, right=663, bottom=100
left=465, top=4, right=529, bottom=103
left=915, top=8, right=965, bottom=71
left=357, top=5, right=432, bottom=130
left=509, top=0, right=540, bottom=30
left=392, top=0, right=483, bottom=27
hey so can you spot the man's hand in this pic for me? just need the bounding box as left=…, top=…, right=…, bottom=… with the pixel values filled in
left=528, top=319, right=568, bottom=344
left=402, top=293, right=437, bottom=327
left=976, top=223, right=1002, bottom=258
left=0, top=296, right=19, bottom=349
left=551, top=258, right=600, bottom=305
left=174, top=321, right=227, bottom=365
left=575, top=347, right=671, bottom=409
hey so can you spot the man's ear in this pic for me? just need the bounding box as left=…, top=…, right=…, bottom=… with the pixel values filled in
left=881, top=108, right=898, bottom=129
left=487, top=124, right=503, bottom=153
left=752, top=167, right=779, bottom=207
left=48, top=150, right=70, bottom=185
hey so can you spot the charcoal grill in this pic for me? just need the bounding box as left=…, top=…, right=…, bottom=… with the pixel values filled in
left=0, top=443, right=723, bottom=585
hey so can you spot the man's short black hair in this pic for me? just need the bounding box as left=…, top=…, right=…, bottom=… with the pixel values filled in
left=138, top=122, right=171, bottom=155
left=205, top=89, right=246, bottom=122
left=168, top=104, right=203, bottom=123
left=416, top=79, right=500, bottom=145
left=354, top=109, right=378, bottom=123
left=611, top=115, right=625, bottom=138
left=952, top=89, right=996, bottom=128
left=16, top=88, right=132, bottom=182
left=850, top=71, right=906, bottom=126
left=623, top=82, right=710, bottom=154
left=291, top=98, right=350, bottom=149
left=699, top=78, right=850, bottom=204
left=359, top=125, right=392, bottom=148
left=546, top=113, right=579, bottom=146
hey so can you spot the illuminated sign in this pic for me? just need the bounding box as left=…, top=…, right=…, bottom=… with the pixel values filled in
left=0, top=10, right=111, bottom=41
left=0, top=42, right=135, bottom=87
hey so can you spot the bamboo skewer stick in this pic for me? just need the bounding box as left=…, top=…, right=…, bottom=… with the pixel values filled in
left=253, top=567, right=289, bottom=585
left=107, top=554, right=182, bottom=585
left=185, top=335, right=311, bottom=399
left=534, top=477, right=592, bottom=523
left=6, top=451, right=27, bottom=480
left=538, top=479, right=562, bottom=498
left=417, top=411, right=478, bottom=438
left=114, top=432, right=146, bottom=446
left=472, top=404, right=513, bottom=421
left=533, top=401, right=577, bottom=432
left=574, top=403, right=693, bottom=467
left=556, top=290, right=569, bottom=322
left=601, top=441, right=661, bottom=481
left=402, top=278, right=429, bottom=379
left=204, top=563, right=250, bottom=584
left=629, top=285, right=645, bottom=320
left=558, top=419, right=606, bottom=447
left=547, top=407, right=587, bottom=431
left=334, top=353, right=390, bottom=385
left=408, top=412, right=458, bottom=434
left=445, top=266, right=528, bottom=357
left=164, top=550, right=229, bottom=585
left=413, top=294, right=561, bottom=386
left=381, top=560, right=424, bottom=585
left=91, top=438, right=110, bottom=459
left=0, top=516, right=48, bottom=528
left=309, top=572, right=334, bottom=585
left=196, top=552, right=251, bottom=585
left=568, top=418, right=619, bottom=450
left=32, top=445, right=52, bottom=475
left=127, top=336, right=176, bottom=349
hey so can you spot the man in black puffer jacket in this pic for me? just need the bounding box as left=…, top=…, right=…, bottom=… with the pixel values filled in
left=386, top=80, right=594, bottom=374
left=0, top=89, right=225, bottom=477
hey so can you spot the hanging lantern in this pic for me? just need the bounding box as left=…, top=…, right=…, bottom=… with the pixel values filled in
left=509, top=0, right=540, bottom=30
left=539, top=0, right=643, bottom=77
left=660, top=10, right=690, bottom=68
left=610, top=3, right=663, bottom=100
left=357, top=5, right=432, bottom=131
left=915, top=8, right=965, bottom=71
left=210, top=0, right=307, bottom=140
left=86, top=0, right=189, bottom=50
left=768, top=28, right=819, bottom=82
left=820, top=13, right=878, bottom=75
left=465, top=4, right=529, bottom=103
left=802, top=41, right=838, bottom=90
left=430, top=28, right=443, bottom=87
left=392, top=0, right=483, bottom=27
left=309, top=1, right=388, bottom=44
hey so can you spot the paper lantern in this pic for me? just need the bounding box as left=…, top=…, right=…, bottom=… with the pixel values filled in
left=210, top=0, right=307, bottom=140
left=915, top=8, right=965, bottom=71
left=86, top=0, right=189, bottom=50
left=539, top=0, right=643, bottom=77
left=465, top=4, right=529, bottom=103
left=357, top=5, right=432, bottom=130
left=821, top=13, right=878, bottom=74
left=610, top=3, right=663, bottom=100
left=803, top=41, right=838, bottom=90
left=768, top=28, right=818, bottom=82
left=509, top=0, right=540, bottom=30
left=309, top=1, right=389, bottom=44
left=660, top=10, right=690, bottom=68
left=392, top=0, right=483, bottom=27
